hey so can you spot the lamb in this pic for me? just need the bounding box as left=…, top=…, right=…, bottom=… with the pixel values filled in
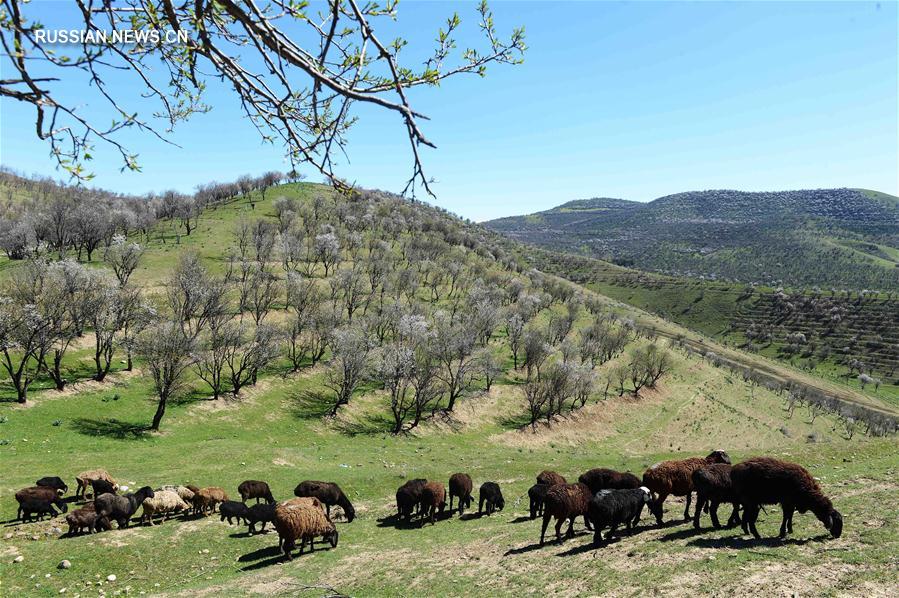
left=35, top=476, right=68, bottom=496
left=293, top=480, right=356, bottom=522
left=220, top=500, right=252, bottom=525
left=93, top=486, right=154, bottom=531
left=528, top=483, right=549, bottom=519
left=238, top=480, right=275, bottom=504
left=536, top=470, right=567, bottom=487
left=90, top=478, right=118, bottom=499
left=642, top=450, right=732, bottom=524
left=418, top=481, right=447, bottom=526
left=140, top=490, right=191, bottom=525
left=15, top=486, right=67, bottom=521
left=731, top=457, right=843, bottom=539
left=75, top=469, right=117, bottom=500
left=188, top=486, right=228, bottom=515
left=478, top=482, right=505, bottom=516
left=247, top=502, right=277, bottom=534
left=273, top=498, right=338, bottom=560
left=65, top=502, right=110, bottom=535
left=588, top=487, right=652, bottom=545
left=540, top=482, right=593, bottom=545
left=395, top=479, right=427, bottom=522
left=692, top=464, right=741, bottom=530
left=448, top=473, right=473, bottom=514
left=578, top=468, right=641, bottom=494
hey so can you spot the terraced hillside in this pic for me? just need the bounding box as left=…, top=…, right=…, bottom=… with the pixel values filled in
left=486, top=188, right=899, bottom=290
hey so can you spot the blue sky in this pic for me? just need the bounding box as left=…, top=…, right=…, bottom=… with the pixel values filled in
left=1, top=1, right=896, bottom=221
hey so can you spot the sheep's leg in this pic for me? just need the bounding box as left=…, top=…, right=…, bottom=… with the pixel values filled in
left=540, top=513, right=551, bottom=546
left=744, top=505, right=761, bottom=539
left=709, top=500, right=722, bottom=529
left=449, top=494, right=454, bottom=512
left=683, top=492, right=692, bottom=521
left=593, top=528, right=603, bottom=545
left=786, top=509, right=794, bottom=534
left=727, top=503, right=740, bottom=527
left=478, top=496, right=484, bottom=515
left=779, top=504, right=794, bottom=539
left=555, top=517, right=565, bottom=544
left=693, top=495, right=705, bottom=529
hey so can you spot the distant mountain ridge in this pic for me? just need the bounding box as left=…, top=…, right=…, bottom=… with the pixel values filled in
left=486, top=188, right=899, bottom=290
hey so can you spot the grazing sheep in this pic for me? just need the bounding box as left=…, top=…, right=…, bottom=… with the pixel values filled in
left=18, top=497, right=67, bottom=522
left=528, top=483, right=549, bottom=519
left=589, top=487, right=652, bottom=545
left=220, top=500, right=252, bottom=525
left=448, top=473, right=473, bottom=514
left=140, top=490, right=190, bottom=525
left=75, top=469, right=117, bottom=500
left=93, top=487, right=154, bottom=531
left=35, top=476, right=68, bottom=496
left=65, top=502, right=110, bottom=535
left=540, top=483, right=593, bottom=546
left=247, top=502, right=278, bottom=534
left=190, top=487, right=228, bottom=515
left=478, top=482, right=505, bottom=516
left=15, top=486, right=67, bottom=520
left=293, top=480, right=356, bottom=522
left=274, top=498, right=338, bottom=560
left=395, top=479, right=427, bottom=522
left=238, top=480, right=275, bottom=504
left=642, top=450, right=732, bottom=524
left=578, top=468, right=641, bottom=494
left=419, top=482, right=447, bottom=526
left=536, top=470, right=567, bottom=487
left=90, top=478, right=118, bottom=499
left=160, top=485, right=195, bottom=505
left=692, top=464, right=741, bottom=530
left=731, top=457, right=843, bottom=539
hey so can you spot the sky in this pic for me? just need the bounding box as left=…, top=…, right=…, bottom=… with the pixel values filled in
left=0, top=1, right=896, bottom=221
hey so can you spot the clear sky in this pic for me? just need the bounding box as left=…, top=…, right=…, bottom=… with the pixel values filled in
left=1, top=1, right=896, bottom=221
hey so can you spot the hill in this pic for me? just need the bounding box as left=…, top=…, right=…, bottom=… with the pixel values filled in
left=1, top=177, right=897, bottom=596
left=486, top=188, right=899, bottom=290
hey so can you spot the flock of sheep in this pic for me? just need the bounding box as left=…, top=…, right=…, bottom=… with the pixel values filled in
left=11, top=451, right=843, bottom=562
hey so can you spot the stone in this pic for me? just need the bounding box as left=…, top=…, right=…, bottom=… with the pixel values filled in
left=59, top=560, right=72, bottom=569
left=107, top=575, right=117, bottom=582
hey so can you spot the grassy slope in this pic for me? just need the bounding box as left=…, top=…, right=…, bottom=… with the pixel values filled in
left=1, top=185, right=897, bottom=596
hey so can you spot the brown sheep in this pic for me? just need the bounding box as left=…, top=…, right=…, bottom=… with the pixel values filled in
left=190, top=486, right=228, bottom=515
left=395, top=479, right=427, bottom=522
left=65, top=502, right=110, bottom=535
left=75, top=469, right=117, bottom=500
left=692, top=463, right=741, bottom=530
left=293, top=481, right=356, bottom=522
left=540, top=482, right=593, bottom=545
left=642, top=450, right=731, bottom=523
left=578, top=468, right=641, bottom=494
left=448, top=473, right=473, bottom=514
left=418, top=481, right=446, bottom=526
left=15, top=486, right=67, bottom=521
left=536, top=470, right=567, bottom=487
left=238, top=480, right=275, bottom=504
left=732, top=457, right=842, bottom=539
left=273, top=498, right=337, bottom=560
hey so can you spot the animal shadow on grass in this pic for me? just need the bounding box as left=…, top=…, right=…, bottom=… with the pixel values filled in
left=509, top=515, right=535, bottom=524
left=70, top=417, right=150, bottom=439
left=687, top=533, right=830, bottom=550
left=658, top=526, right=709, bottom=542
left=238, top=545, right=283, bottom=571
left=504, top=530, right=593, bottom=556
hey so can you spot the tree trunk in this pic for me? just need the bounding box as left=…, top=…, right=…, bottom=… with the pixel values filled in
left=151, top=395, right=167, bottom=430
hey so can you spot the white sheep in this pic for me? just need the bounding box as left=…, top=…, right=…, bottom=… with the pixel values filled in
left=160, top=485, right=195, bottom=504
left=141, top=490, right=190, bottom=525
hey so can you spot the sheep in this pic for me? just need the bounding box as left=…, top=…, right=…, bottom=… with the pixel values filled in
left=448, top=473, right=473, bottom=514
left=293, top=480, right=356, bottom=522
left=160, top=485, right=195, bottom=504
left=15, top=486, right=67, bottom=521
left=18, top=496, right=68, bottom=522
left=93, top=486, right=154, bottom=531
left=528, top=483, right=549, bottom=519
left=478, top=482, right=505, bottom=516
left=75, top=469, right=117, bottom=500
left=140, top=490, right=190, bottom=525
left=642, top=450, right=732, bottom=524
left=65, top=502, right=110, bottom=535
left=731, top=457, right=843, bottom=540
left=395, top=479, right=427, bottom=522
left=238, top=480, right=275, bottom=504
left=273, top=498, right=338, bottom=560
left=220, top=500, right=252, bottom=525
left=536, top=470, right=567, bottom=487
left=247, top=502, right=277, bottom=534
left=540, top=483, right=593, bottom=545
left=692, top=464, right=741, bottom=530
left=90, top=478, right=118, bottom=499
left=189, top=486, right=228, bottom=515
left=35, top=476, right=68, bottom=496
left=578, top=468, right=641, bottom=494
left=418, top=481, right=447, bottom=526
left=588, top=487, right=652, bottom=545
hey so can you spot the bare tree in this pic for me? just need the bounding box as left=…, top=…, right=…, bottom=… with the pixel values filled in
left=325, top=325, right=372, bottom=414
left=104, top=235, right=144, bottom=287
left=167, top=252, right=228, bottom=340
left=505, top=313, right=525, bottom=370
left=137, top=321, right=195, bottom=431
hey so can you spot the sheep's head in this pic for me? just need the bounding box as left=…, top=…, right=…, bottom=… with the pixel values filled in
left=325, top=528, right=339, bottom=548
left=705, top=450, right=731, bottom=464
left=55, top=497, right=69, bottom=514
left=825, top=510, right=843, bottom=538
left=647, top=498, right=664, bottom=524
left=638, top=486, right=652, bottom=503
left=343, top=503, right=356, bottom=523
left=495, top=495, right=506, bottom=511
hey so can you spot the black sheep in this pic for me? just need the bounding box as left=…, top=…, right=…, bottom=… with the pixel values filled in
left=578, top=468, right=641, bottom=494
left=15, top=486, right=67, bottom=520
left=448, top=473, right=473, bottom=514
left=692, top=463, right=741, bottom=530
left=528, top=483, right=549, bottom=519
left=732, top=457, right=843, bottom=539
left=478, top=482, right=504, bottom=516
left=18, top=497, right=67, bottom=522
left=294, top=480, right=356, bottom=522
left=395, top=479, right=427, bottom=522
left=90, top=478, right=117, bottom=499
left=35, top=476, right=68, bottom=496
left=94, top=486, right=154, bottom=531
left=238, top=480, right=275, bottom=504
left=588, top=487, right=652, bottom=545
left=247, top=502, right=277, bottom=533
left=220, top=500, right=251, bottom=525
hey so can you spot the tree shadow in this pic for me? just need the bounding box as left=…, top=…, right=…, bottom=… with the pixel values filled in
left=497, top=411, right=534, bottom=431
left=288, top=389, right=333, bottom=420
left=170, top=388, right=212, bottom=407
left=687, top=533, right=830, bottom=550
left=330, top=410, right=393, bottom=437
left=70, top=417, right=151, bottom=439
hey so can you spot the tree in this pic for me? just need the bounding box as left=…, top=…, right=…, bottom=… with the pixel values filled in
left=432, top=312, right=479, bottom=411
left=0, top=294, right=55, bottom=403
left=167, top=252, right=228, bottom=340
left=523, top=326, right=550, bottom=382
left=314, top=232, right=341, bottom=277
left=325, top=325, right=372, bottom=414
left=505, top=313, right=524, bottom=369
left=137, top=321, right=195, bottom=431
left=1, top=1, right=524, bottom=195
left=104, top=235, right=144, bottom=287
left=71, top=200, right=111, bottom=261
